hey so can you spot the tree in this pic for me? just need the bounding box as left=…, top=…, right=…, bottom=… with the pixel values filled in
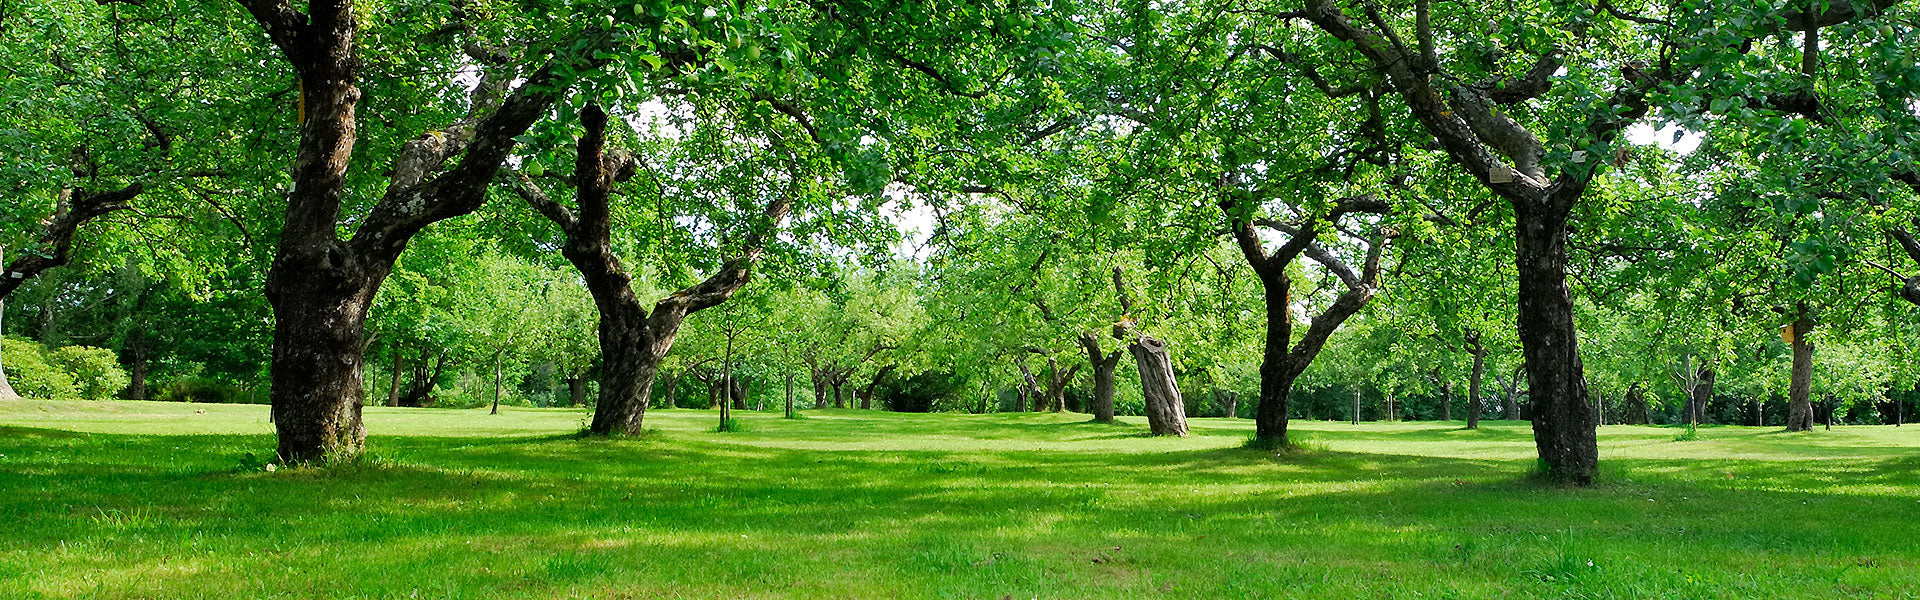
left=514, top=101, right=801, bottom=436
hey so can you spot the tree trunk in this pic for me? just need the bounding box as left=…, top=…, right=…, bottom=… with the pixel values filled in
left=1467, top=345, right=1484, bottom=429
left=514, top=102, right=783, bottom=436
left=1439, top=377, right=1453, bottom=422
left=811, top=369, right=830, bottom=409
left=730, top=377, right=747, bottom=410
left=1129, top=334, right=1188, bottom=437
left=1215, top=389, right=1238, bottom=419
left=385, top=348, right=404, bottom=407
left=490, top=351, right=504, bottom=415
left=1691, top=365, right=1715, bottom=425
left=567, top=376, right=587, bottom=408
left=1786, top=315, right=1815, bottom=432
left=1752, top=397, right=1764, bottom=426
left=1016, top=359, right=1040, bottom=412
left=1078, top=332, right=1121, bottom=423
left=1352, top=388, right=1362, bottom=424
left=785, top=370, right=795, bottom=418
left=1622, top=384, right=1649, bottom=425
left=832, top=382, right=846, bottom=409
left=124, top=340, right=150, bottom=401
left=0, top=292, right=16, bottom=401
left=1043, top=358, right=1079, bottom=413
left=1512, top=198, right=1598, bottom=484
left=267, top=275, right=375, bottom=463
left=860, top=364, right=895, bottom=410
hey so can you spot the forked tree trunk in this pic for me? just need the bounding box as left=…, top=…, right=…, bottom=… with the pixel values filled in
left=860, top=364, right=895, bottom=410
left=1043, top=358, right=1079, bottom=413
left=1215, top=389, right=1238, bottom=419
left=1016, top=359, right=1039, bottom=413
left=246, top=0, right=597, bottom=462
left=1690, top=366, right=1715, bottom=425
left=1129, top=334, right=1188, bottom=437
left=1078, top=332, right=1122, bottom=423
left=514, top=103, right=788, bottom=436
left=1786, top=315, right=1816, bottom=432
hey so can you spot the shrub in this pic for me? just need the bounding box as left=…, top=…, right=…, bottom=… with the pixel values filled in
left=153, top=377, right=251, bottom=404
left=2, top=336, right=80, bottom=400
left=48, top=346, right=130, bottom=401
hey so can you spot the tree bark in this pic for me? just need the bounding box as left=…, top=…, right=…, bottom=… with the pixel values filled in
left=1129, top=334, right=1188, bottom=437
left=125, top=341, right=150, bottom=401
left=514, top=102, right=792, bottom=436
left=1042, top=357, right=1079, bottom=413
left=490, top=350, right=504, bottom=415
left=1215, top=389, right=1238, bottom=419
left=1786, top=315, right=1816, bottom=432
left=860, top=364, right=895, bottom=410
left=385, top=347, right=403, bottom=407
left=1512, top=194, right=1597, bottom=483
left=1015, top=358, right=1040, bottom=412
left=1226, top=196, right=1390, bottom=445
left=1438, top=373, right=1453, bottom=421
left=1078, top=331, right=1122, bottom=422
left=1466, top=335, right=1485, bottom=429
left=1690, top=365, right=1715, bottom=425
left=240, top=0, right=602, bottom=462
left=0, top=286, right=15, bottom=401
left=567, top=376, right=586, bottom=408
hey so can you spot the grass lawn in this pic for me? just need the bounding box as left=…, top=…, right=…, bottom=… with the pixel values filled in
left=3, top=400, right=1918, bottom=599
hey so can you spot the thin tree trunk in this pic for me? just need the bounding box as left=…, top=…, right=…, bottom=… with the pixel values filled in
left=0, top=287, right=16, bottom=401
left=785, top=370, right=794, bottom=418
left=1440, top=376, right=1453, bottom=421
left=1129, top=334, right=1188, bottom=436
left=1467, top=341, right=1484, bottom=429
left=490, top=350, right=504, bottom=415
left=1352, top=388, right=1361, bottom=425
left=1787, top=315, right=1816, bottom=431
left=386, top=348, right=404, bottom=407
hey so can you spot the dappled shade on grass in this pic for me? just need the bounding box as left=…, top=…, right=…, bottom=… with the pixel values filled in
left=2, top=400, right=1918, bottom=598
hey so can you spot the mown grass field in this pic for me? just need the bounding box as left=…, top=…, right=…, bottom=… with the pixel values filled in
left=2, top=400, right=1918, bottom=599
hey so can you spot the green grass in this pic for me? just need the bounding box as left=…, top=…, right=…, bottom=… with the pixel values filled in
left=2, top=400, right=1918, bottom=599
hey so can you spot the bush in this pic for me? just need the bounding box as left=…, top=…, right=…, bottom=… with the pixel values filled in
left=1, top=338, right=132, bottom=401
left=3, top=336, right=79, bottom=400
left=48, top=346, right=130, bottom=401
left=153, top=377, right=251, bottom=404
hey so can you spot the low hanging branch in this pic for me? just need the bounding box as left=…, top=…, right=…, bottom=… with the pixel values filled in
left=1, top=183, right=143, bottom=300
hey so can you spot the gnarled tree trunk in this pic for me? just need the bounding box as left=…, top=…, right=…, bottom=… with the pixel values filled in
left=1129, top=334, right=1188, bottom=437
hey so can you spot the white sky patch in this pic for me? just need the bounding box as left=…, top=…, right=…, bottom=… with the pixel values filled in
left=882, top=182, right=938, bottom=260
left=1626, top=122, right=1703, bottom=154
